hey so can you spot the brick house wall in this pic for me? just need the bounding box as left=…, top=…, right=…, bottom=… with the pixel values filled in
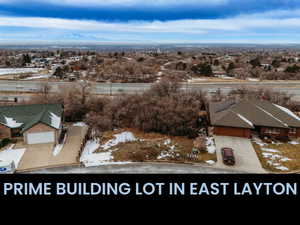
left=260, top=127, right=289, bottom=138
left=214, top=126, right=251, bottom=138
left=0, top=124, right=11, bottom=139
left=23, top=123, right=60, bottom=144
left=296, top=128, right=300, bottom=138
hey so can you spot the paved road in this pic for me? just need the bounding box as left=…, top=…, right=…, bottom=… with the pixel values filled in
left=23, top=162, right=250, bottom=174
left=1, top=80, right=300, bottom=101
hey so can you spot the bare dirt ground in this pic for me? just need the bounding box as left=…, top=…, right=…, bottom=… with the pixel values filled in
left=16, top=125, right=88, bottom=172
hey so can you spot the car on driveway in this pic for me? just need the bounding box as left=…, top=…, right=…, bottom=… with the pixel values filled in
left=221, top=147, right=235, bottom=166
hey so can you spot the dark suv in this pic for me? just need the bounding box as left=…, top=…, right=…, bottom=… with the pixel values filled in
left=221, top=148, right=235, bottom=166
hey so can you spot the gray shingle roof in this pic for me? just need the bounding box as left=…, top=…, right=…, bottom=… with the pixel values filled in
left=209, top=100, right=300, bottom=129
left=0, top=104, right=63, bottom=133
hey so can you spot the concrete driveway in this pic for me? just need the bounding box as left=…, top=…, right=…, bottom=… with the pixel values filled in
left=214, top=136, right=266, bottom=173
left=16, top=125, right=88, bottom=172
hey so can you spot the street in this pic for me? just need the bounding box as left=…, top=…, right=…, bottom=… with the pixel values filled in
left=1, top=80, right=300, bottom=100
left=23, top=162, right=250, bottom=174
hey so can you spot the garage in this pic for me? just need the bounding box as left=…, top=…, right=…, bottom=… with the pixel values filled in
left=214, top=126, right=251, bottom=138
left=27, top=131, right=55, bottom=144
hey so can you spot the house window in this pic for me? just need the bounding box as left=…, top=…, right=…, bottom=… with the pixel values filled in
left=289, top=128, right=297, bottom=135
left=265, top=128, right=281, bottom=135
left=11, top=128, right=22, bottom=137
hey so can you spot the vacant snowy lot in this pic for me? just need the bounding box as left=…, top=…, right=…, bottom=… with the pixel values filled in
left=80, top=128, right=217, bottom=168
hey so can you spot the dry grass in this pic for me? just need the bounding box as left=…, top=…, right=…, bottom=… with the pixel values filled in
left=112, top=142, right=161, bottom=162
left=197, top=152, right=217, bottom=162
left=253, top=140, right=300, bottom=172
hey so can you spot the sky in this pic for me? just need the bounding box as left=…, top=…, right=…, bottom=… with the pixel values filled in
left=0, top=0, right=300, bottom=44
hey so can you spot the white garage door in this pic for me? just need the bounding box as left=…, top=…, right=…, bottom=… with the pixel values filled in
left=27, top=132, right=55, bottom=144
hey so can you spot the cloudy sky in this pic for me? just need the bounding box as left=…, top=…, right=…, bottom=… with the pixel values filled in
left=0, top=0, right=300, bottom=44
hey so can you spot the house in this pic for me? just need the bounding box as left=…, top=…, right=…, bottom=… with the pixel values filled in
left=209, top=100, right=300, bottom=139
left=0, top=104, right=63, bottom=145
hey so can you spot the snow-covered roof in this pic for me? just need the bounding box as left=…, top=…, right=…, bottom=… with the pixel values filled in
left=4, top=116, right=23, bottom=128
left=0, top=104, right=63, bottom=132
left=50, top=112, right=62, bottom=129
left=236, top=113, right=254, bottom=128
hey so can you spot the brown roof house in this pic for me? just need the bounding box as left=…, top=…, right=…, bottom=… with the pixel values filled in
left=0, top=104, right=63, bottom=145
left=209, top=100, right=300, bottom=139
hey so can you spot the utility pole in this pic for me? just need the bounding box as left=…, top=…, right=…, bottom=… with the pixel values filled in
left=109, top=80, right=112, bottom=96
left=186, top=81, right=189, bottom=92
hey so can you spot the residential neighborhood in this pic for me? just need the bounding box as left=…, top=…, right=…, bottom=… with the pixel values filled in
left=0, top=46, right=300, bottom=174
left=1, top=46, right=300, bottom=83
left=0, top=79, right=300, bottom=174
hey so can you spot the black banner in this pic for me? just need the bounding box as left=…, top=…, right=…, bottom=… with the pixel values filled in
left=0, top=174, right=299, bottom=201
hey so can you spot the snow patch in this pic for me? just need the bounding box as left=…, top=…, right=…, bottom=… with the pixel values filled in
left=73, top=122, right=87, bottom=127
left=256, top=105, right=288, bottom=127
left=52, top=133, right=67, bottom=157
left=187, top=78, right=208, bottom=83
left=4, top=116, right=23, bottom=128
left=164, top=139, right=171, bottom=145
left=0, top=68, right=43, bottom=76
left=23, top=74, right=50, bottom=80
left=53, top=144, right=64, bottom=157
left=261, top=148, right=280, bottom=153
left=236, top=113, right=253, bottom=127
left=280, top=157, right=291, bottom=162
left=252, top=137, right=267, bottom=146
left=80, top=132, right=136, bottom=167
left=157, top=151, right=172, bottom=160
left=206, top=160, right=216, bottom=165
left=50, top=112, right=61, bottom=129
left=289, top=141, right=299, bottom=145
left=216, top=75, right=234, bottom=79
left=275, top=166, right=289, bottom=171
left=82, top=152, right=114, bottom=167
left=100, top=132, right=136, bottom=150
left=80, top=139, right=104, bottom=167
left=0, top=145, right=26, bottom=169
left=247, top=78, right=260, bottom=81
left=206, top=137, right=216, bottom=154
left=274, top=104, right=300, bottom=121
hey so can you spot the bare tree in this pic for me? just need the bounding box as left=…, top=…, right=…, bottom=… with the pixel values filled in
left=40, top=82, right=51, bottom=100
left=78, top=80, right=91, bottom=105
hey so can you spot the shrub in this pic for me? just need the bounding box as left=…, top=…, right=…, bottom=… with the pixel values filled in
left=85, top=80, right=208, bottom=138
left=0, top=138, right=11, bottom=148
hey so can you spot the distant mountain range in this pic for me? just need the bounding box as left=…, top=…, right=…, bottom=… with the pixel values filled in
left=1, top=43, right=300, bottom=51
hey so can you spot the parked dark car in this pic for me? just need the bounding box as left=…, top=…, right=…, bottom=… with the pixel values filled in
left=221, top=147, right=235, bottom=166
